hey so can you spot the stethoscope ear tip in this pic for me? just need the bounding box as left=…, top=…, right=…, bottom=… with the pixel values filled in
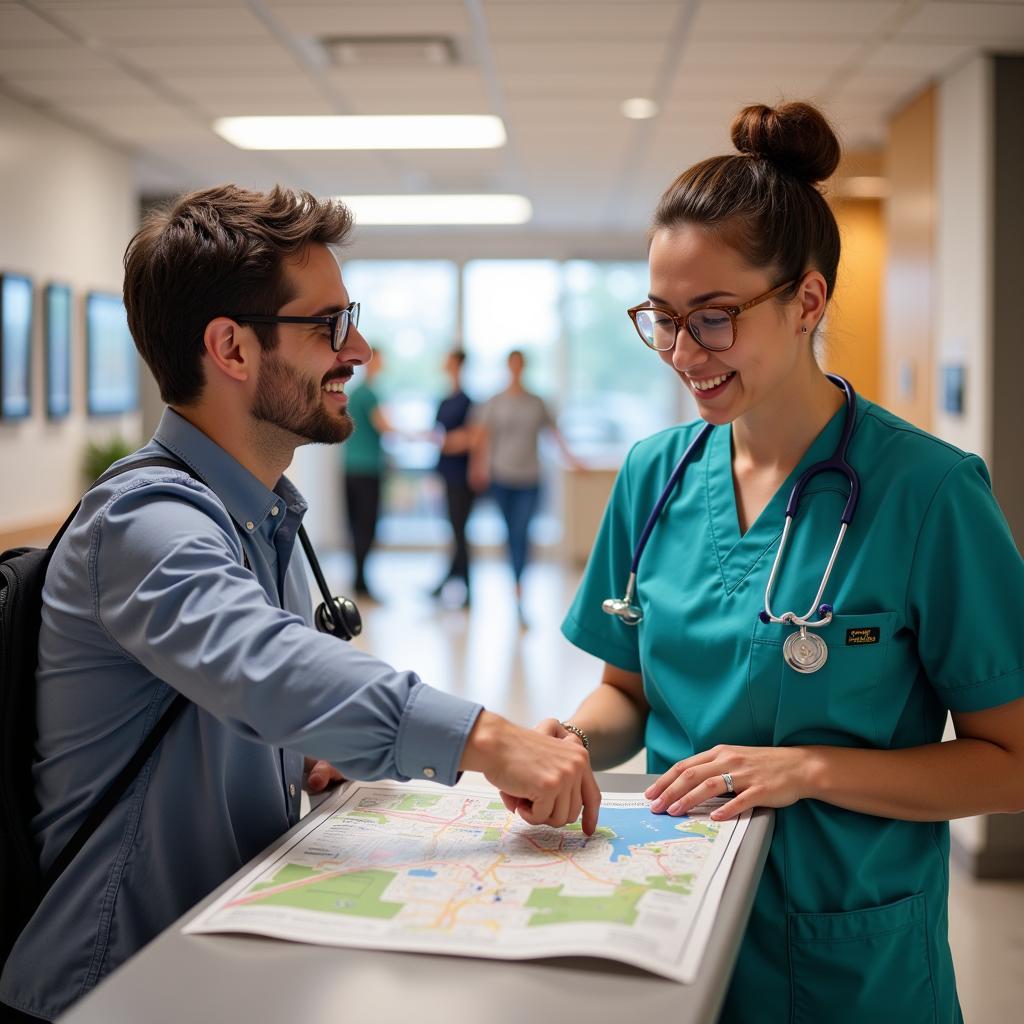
left=758, top=610, right=771, bottom=624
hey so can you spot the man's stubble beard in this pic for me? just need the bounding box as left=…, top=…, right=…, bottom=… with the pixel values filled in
left=251, top=350, right=353, bottom=446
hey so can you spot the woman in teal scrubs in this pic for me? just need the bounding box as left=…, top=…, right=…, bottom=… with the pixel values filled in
left=541, top=103, right=1024, bottom=1022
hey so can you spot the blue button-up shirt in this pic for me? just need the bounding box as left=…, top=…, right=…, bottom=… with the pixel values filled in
left=0, top=409, right=482, bottom=1021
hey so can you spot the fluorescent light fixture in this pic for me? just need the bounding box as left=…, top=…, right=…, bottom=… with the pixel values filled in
left=336, top=194, right=532, bottom=226
left=836, top=176, right=890, bottom=199
left=621, top=97, right=659, bottom=120
left=213, top=115, right=506, bottom=150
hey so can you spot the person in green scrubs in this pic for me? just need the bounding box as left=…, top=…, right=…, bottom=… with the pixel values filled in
left=533, top=102, right=1024, bottom=1022
left=340, top=349, right=395, bottom=598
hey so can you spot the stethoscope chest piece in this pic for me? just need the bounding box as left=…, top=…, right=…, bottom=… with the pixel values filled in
left=783, top=627, right=828, bottom=674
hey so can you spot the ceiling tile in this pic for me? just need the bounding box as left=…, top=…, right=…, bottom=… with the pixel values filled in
left=485, top=2, right=679, bottom=36
left=8, top=72, right=156, bottom=104
left=677, top=37, right=863, bottom=69
left=860, top=40, right=978, bottom=74
left=162, top=72, right=325, bottom=103
left=109, top=41, right=299, bottom=72
left=39, top=4, right=271, bottom=41
left=897, top=1, right=1024, bottom=40
left=266, top=3, right=470, bottom=36
left=0, top=45, right=112, bottom=77
left=0, top=4, right=68, bottom=43
left=689, top=0, right=902, bottom=37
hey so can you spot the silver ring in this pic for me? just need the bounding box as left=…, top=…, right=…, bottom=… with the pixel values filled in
left=721, top=772, right=735, bottom=795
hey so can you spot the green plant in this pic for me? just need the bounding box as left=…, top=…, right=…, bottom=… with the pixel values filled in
left=82, top=436, right=139, bottom=486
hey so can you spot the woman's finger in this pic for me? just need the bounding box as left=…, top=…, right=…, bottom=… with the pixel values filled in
left=664, top=773, right=732, bottom=815
left=710, top=786, right=763, bottom=821
left=650, top=762, right=723, bottom=810
left=644, top=748, right=722, bottom=800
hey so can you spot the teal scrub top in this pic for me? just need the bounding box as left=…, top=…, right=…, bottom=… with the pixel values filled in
left=343, top=382, right=383, bottom=474
left=562, top=396, right=1024, bottom=1024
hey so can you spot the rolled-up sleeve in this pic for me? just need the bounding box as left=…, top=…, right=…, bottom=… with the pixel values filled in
left=92, top=475, right=483, bottom=785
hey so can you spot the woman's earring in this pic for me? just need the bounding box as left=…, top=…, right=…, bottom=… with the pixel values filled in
left=800, top=326, right=808, bottom=334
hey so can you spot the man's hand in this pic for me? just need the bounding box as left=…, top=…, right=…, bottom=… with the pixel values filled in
left=303, top=757, right=346, bottom=794
left=460, top=711, right=601, bottom=834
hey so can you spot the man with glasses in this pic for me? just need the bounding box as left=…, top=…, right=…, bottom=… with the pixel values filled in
left=0, top=185, right=599, bottom=1023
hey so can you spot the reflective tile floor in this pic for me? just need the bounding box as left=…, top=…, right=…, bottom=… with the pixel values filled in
left=321, top=548, right=1024, bottom=1021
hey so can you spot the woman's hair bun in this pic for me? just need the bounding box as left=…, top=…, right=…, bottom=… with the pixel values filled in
left=731, top=102, right=840, bottom=184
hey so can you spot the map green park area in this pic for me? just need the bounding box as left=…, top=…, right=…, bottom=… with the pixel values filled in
left=188, top=780, right=749, bottom=983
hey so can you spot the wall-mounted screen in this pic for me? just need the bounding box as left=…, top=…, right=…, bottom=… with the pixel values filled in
left=0, top=272, right=33, bottom=420
left=45, top=283, right=72, bottom=419
left=86, top=292, right=138, bottom=415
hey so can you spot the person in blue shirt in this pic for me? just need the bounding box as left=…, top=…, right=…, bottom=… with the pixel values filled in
left=431, top=348, right=476, bottom=605
left=0, top=184, right=599, bottom=1023
left=526, top=102, right=1024, bottom=1022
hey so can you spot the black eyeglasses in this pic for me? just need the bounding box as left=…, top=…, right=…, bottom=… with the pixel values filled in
left=224, top=301, right=360, bottom=353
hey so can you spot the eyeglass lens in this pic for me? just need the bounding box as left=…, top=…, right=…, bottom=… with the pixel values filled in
left=634, top=307, right=734, bottom=352
left=333, top=303, right=360, bottom=351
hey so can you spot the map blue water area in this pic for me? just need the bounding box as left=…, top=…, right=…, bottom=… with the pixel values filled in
left=596, top=807, right=712, bottom=862
left=408, top=868, right=438, bottom=878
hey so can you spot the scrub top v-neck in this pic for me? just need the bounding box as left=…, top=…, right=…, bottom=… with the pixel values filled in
left=563, top=396, right=1024, bottom=1024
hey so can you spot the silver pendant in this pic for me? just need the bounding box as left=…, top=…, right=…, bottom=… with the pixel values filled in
left=783, top=628, right=828, bottom=674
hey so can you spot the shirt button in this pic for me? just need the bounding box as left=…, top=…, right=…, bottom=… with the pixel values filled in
left=289, top=783, right=297, bottom=797
left=245, top=520, right=255, bottom=531
left=270, top=506, right=280, bottom=517
left=422, top=767, right=436, bottom=779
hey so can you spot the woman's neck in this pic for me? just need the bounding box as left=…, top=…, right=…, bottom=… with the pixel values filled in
left=731, top=365, right=844, bottom=476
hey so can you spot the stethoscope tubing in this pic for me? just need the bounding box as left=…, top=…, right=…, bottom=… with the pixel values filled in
left=604, top=374, right=860, bottom=643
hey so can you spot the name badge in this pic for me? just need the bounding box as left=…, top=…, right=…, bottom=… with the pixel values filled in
left=846, top=627, right=880, bottom=646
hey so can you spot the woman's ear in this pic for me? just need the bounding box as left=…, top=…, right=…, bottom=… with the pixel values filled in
left=797, top=271, right=828, bottom=333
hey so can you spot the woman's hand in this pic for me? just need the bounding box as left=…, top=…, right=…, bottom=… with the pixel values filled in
left=644, top=744, right=817, bottom=821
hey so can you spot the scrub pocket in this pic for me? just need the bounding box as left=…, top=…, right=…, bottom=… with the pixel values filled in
left=747, top=611, right=897, bottom=747
left=789, top=892, right=937, bottom=1024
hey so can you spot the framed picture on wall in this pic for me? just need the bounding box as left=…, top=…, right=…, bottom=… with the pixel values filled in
left=85, top=291, right=139, bottom=416
left=45, top=282, right=72, bottom=419
left=0, top=272, right=34, bottom=420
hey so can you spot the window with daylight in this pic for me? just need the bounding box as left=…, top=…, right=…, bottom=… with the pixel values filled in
left=337, top=258, right=681, bottom=548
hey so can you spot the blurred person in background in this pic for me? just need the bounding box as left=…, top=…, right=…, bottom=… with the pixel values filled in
left=470, top=349, right=582, bottom=623
left=430, top=348, right=476, bottom=606
left=340, top=348, right=394, bottom=601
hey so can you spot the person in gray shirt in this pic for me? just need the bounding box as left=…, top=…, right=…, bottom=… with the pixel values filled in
left=0, top=186, right=598, bottom=1022
left=470, top=350, right=582, bottom=623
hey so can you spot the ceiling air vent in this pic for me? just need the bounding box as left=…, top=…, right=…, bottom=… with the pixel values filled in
left=320, top=35, right=458, bottom=67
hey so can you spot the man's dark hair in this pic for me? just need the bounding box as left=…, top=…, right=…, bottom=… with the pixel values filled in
left=123, top=184, right=354, bottom=405
left=449, top=348, right=467, bottom=366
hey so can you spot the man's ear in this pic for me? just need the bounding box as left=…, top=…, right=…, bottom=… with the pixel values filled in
left=203, top=317, right=256, bottom=384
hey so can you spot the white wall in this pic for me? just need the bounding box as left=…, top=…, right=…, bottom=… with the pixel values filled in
left=0, top=91, right=139, bottom=533
left=934, top=57, right=993, bottom=460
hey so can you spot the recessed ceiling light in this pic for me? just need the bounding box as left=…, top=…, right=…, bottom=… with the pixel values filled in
left=621, top=98, right=659, bottom=120
left=213, top=115, right=506, bottom=151
left=336, top=194, right=532, bottom=226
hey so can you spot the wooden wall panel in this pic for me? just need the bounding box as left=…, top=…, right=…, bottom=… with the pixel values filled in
left=882, top=86, right=936, bottom=430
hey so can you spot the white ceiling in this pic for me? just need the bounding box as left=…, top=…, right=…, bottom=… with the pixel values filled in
left=1, top=0, right=1023, bottom=232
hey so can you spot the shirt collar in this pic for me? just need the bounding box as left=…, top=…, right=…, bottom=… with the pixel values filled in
left=152, top=408, right=308, bottom=535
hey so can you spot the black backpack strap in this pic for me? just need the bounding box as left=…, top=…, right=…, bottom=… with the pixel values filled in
left=38, top=456, right=215, bottom=894
left=39, top=693, right=188, bottom=893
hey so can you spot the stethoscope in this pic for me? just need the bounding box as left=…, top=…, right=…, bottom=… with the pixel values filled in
left=155, top=444, right=362, bottom=642
left=298, top=526, right=363, bottom=641
left=602, top=374, right=860, bottom=674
